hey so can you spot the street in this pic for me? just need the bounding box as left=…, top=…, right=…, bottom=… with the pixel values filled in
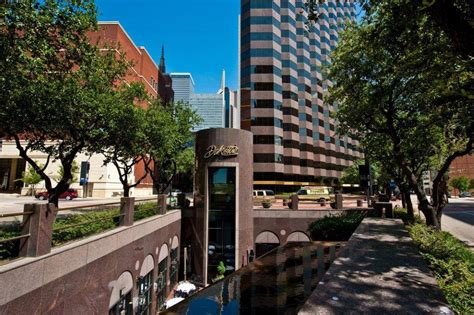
left=0, top=194, right=128, bottom=214
left=407, top=196, right=474, bottom=248
left=442, top=198, right=474, bottom=248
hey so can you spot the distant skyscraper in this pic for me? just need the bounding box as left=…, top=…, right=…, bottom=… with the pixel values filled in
left=170, top=73, right=195, bottom=103
left=190, top=70, right=239, bottom=131
left=240, top=0, right=363, bottom=191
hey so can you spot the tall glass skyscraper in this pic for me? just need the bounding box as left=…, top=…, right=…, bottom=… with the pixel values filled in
left=172, top=70, right=239, bottom=131
left=240, top=0, right=363, bottom=190
left=170, top=73, right=195, bottom=103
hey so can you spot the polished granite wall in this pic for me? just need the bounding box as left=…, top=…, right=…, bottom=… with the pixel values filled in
left=0, top=210, right=181, bottom=314
left=191, top=128, right=254, bottom=284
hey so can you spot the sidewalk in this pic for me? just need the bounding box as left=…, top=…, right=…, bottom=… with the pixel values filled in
left=299, top=218, right=452, bottom=314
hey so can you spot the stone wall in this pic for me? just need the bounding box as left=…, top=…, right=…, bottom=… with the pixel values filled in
left=0, top=210, right=181, bottom=314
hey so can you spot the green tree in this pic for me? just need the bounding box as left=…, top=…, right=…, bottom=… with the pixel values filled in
left=470, top=178, right=474, bottom=190
left=143, top=101, right=201, bottom=194
left=55, top=161, right=79, bottom=185
left=329, top=1, right=472, bottom=229
left=0, top=0, right=130, bottom=206
left=174, top=147, right=196, bottom=192
left=306, top=0, right=473, bottom=59
left=450, top=176, right=470, bottom=193
left=16, top=163, right=43, bottom=196
left=99, top=83, right=150, bottom=197
left=340, top=159, right=382, bottom=187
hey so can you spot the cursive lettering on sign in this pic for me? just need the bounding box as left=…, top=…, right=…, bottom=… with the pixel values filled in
left=204, top=145, right=239, bottom=159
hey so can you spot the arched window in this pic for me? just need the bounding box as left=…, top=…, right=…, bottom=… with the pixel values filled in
left=255, top=231, right=280, bottom=257
left=137, top=255, right=154, bottom=315
left=156, top=244, right=169, bottom=311
left=109, top=271, right=133, bottom=315
left=170, top=235, right=179, bottom=288
left=286, top=231, right=311, bottom=242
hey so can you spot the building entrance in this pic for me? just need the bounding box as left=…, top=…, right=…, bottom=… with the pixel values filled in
left=0, top=158, right=26, bottom=193
left=207, top=167, right=236, bottom=282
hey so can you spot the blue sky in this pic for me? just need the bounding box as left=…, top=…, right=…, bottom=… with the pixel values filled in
left=95, top=0, right=240, bottom=93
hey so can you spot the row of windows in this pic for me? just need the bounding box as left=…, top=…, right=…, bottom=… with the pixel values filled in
left=241, top=65, right=282, bottom=78
left=251, top=117, right=283, bottom=128
left=252, top=99, right=283, bottom=110
left=241, top=32, right=281, bottom=44
left=253, top=153, right=349, bottom=171
left=282, top=107, right=298, bottom=117
left=242, top=16, right=280, bottom=27
left=254, top=135, right=283, bottom=145
left=241, top=48, right=282, bottom=60
left=253, top=82, right=282, bottom=92
left=254, top=153, right=283, bottom=163
left=254, top=172, right=341, bottom=184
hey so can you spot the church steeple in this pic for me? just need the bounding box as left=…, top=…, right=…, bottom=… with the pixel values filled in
left=159, top=45, right=166, bottom=73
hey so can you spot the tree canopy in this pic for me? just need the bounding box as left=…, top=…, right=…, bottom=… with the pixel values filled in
left=0, top=0, right=130, bottom=205
left=450, top=176, right=470, bottom=193
left=144, top=101, right=202, bottom=194
left=328, top=0, right=473, bottom=228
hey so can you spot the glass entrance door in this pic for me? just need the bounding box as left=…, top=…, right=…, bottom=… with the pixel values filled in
left=207, top=167, right=236, bottom=282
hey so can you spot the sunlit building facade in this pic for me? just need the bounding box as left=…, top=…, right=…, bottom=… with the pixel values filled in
left=240, top=0, right=363, bottom=191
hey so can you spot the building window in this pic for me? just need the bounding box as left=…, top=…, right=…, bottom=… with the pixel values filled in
left=208, top=167, right=236, bottom=283
left=251, top=117, right=282, bottom=128
left=137, top=272, right=153, bottom=315
left=170, top=247, right=178, bottom=288
left=253, top=82, right=274, bottom=91
left=109, top=290, right=132, bottom=315
left=254, top=65, right=274, bottom=74
left=156, top=259, right=168, bottom=311
left=254, top=154, right=284, bottom=163
left=253, top=99, right=282, bottom=110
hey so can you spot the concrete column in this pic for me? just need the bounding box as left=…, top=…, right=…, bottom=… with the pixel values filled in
left=20, top=203, right=56, bottom=257
left=7, top=159, right=18, bottom=191
left=120, top=197, right=135, bottom=226
left=291, top=194, right=299, bottom=210
left=157, top=194, right=167, bottom=215
left=335, top=194, right=343, bottom=209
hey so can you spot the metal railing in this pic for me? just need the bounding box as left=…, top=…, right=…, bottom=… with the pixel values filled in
left=0, top=211, right=33, bottom=261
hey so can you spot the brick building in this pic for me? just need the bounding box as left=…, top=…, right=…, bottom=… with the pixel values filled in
left=0, top=21, right=173, bottom=197
left=450, top=154, right=474, bottom=191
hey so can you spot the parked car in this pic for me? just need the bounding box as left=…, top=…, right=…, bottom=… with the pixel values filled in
left=170, top=189, right=183, bottom=197
left=253, top=190, right=275, bottom=201
left=35, top=189, right=78, bottom=201
left=459, top=191, right=472, bottom=198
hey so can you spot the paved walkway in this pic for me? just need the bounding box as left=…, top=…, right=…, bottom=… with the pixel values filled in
left=299, top=218, right=452, bottom=314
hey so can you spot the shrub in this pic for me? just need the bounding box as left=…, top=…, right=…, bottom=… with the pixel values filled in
left=308, top=211, right=365, bottom=241
left=393, top=207, right=422, bottom=225
left=52, top=209, right=120, bottom=246
left=134, top=202, right=158, bottom=221
left=0, top=222, right=22, bottom=260
left=408, top=223, right=474, bottom=314
left=262, top=200, right=272, bottom=208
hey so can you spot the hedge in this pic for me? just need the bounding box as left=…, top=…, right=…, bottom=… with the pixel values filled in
left=308, top=211, right=365, bottom=241
left=395, top=209, right=474, bottom=314
left=1, top=202, right=160, bottom=259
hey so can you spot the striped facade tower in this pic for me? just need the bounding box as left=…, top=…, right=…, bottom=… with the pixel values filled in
left=240, top=0, right=363, bottom=191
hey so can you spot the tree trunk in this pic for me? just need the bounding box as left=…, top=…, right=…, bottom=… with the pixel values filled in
left=123, top=185, right=130, bottom=198
left=403, top=190, right=414, bottom=221
left=401, top=192, right=406, bottom=208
